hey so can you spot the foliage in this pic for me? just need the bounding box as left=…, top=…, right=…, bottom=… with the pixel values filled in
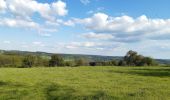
left=75, top=58, right=89, bottom=66
left=65, top=61, right=75, bottom=67
left=0, top=54, right=22, bottom=67
left=49, top=54, right=65, bottom=67
left=22, top=55, right=36, bottom=68
left=118, top=60, right=127, bottom=66
left=123, top=50, right=157, bottom=66
left=0, top=50, right=161, bottom=68
left=89, top=60, right=118, bottom=66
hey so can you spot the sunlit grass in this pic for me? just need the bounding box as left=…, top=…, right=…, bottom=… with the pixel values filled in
left=0, top=66, right=170, bottom=100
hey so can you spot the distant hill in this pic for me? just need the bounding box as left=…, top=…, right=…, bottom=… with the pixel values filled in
left=156, top=59, right=170, bottom=65
left=0, top=50, right=170, bottom=65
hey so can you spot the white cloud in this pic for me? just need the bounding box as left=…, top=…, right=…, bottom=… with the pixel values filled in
left=7, top=0, right=37, bottom=18
left=52, top=0, right=68, bottom=16
left=65, top=42, right=102, bottom=49
left=22, top=45, right=29, bottom=48
left=64, top=41, right=121, bottom=51
left=82, top=32, right=114, bottom=40
left=87, top=7, right=105, bottom=14
left=74, top=13, right=170, bottom=42
left=65, top=45, right=77, bottom=49
left=39, top=32, right=52, bottom=37
left=62, top=20, right=75, bottom=26
left=32, top=41, right=42, bottom=45
left=80, top=0, right=90, bottom=5
left=45, top=19, right=75, bottom=27
left=0, top=0, right=69, bottom=36
left=0, top=0, right=7, bottom=12
left=3, top=40, right=11, bottom=44
left=5, top=0, right=68, bottom=20
left=0, top=17, right=60, bottom=37
left=32, top=41, right=45, bottom=47
left=0, top=18, right=39, bottom=29
left=36, top=3, right=52, bottom=20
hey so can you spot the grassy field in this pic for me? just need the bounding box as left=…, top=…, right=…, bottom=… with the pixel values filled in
left=0, top=66, right=170, bottom=100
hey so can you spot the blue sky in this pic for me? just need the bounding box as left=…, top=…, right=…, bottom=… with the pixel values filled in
left=0, top=0, right=170, bottom=59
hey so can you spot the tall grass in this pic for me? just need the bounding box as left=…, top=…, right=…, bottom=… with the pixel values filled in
left=0, top=66, right=170, bottom=100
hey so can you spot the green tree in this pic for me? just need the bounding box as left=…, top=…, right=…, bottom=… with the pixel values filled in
left=142, top=57, right=157, bottom=66
left=34, top=56, right=49, bottom=67
left=75, top=58, right=88, bottom=66
left=118, top=60, right=127, bottom=66
left=65, top=61, right=75, bottom=67
left=124, top=50, right=137, bottom=66
left=49, top=54, right=65, bottom=67
left=0, top=54, right=22, bottom=67
left=122, top=50, right=157, bottom=66
left=109, top=60, right=118, bottom=66
left=22, top=55, right=36, bottom=68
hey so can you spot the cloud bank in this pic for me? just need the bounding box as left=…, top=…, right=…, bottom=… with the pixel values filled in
left=74, top=13, right=170, bottom=42
left=0, top=0, right=68, bottom=36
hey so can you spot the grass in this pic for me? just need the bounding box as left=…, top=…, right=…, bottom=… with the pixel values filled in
left=0, top=66, right=170, bottom=100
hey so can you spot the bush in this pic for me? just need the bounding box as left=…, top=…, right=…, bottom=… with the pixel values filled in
left=74, top=58, right=89, bottom=66
left=49, top=54, right=65, bottom=67
left=22, top=55, right=36, bottom=68
left=65, top=61, right=75, bottom=67
left=0, top=54, right=22, bottom=68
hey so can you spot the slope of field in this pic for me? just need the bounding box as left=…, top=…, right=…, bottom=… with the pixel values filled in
left=0, top=66, right=170, bottom=100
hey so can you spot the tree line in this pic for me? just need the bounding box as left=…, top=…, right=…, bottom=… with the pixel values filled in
left=0, top=50, right=158, bottom=68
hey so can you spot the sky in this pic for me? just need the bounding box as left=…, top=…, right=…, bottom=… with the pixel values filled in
left=0, top=0, right=170, bottom=59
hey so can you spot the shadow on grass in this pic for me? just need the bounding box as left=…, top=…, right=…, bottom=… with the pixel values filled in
left=0, top=80, right=118, bottom=100
left=0, top=81, right=8, bottom=86
left=113, top=67, right=170, bottom=77
left=0, top=81, right=26, bottom=87
left=41, top=82, right=117, bottom=100
left=0, top=81, right=29, bottom=100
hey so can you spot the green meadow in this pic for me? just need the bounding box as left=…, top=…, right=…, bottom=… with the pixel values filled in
left=0, top=66, right=170, bottom=100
